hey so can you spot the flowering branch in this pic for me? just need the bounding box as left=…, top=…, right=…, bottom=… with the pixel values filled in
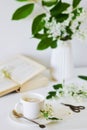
left=12, top=0, right=87, bottom=50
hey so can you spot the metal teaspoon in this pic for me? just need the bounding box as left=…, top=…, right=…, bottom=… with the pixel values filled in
left=12, top=110, right=46, bottom=128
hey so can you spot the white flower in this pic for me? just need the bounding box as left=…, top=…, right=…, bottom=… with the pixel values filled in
left=42, top=2, right=87, bottom=42
left=45, top=18, right=62, bottom=39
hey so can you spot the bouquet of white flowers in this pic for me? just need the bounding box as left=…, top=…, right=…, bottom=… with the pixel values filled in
left=12, top=0, right=87, bottom=50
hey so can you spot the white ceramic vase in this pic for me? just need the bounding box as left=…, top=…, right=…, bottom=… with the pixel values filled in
left=50, top=41, right=74, bottom=83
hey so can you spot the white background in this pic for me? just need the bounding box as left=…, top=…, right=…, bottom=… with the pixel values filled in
left=0, top=0, right=87, bottom=67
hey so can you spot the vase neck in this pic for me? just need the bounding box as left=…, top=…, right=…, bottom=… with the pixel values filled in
left=58, top=40, right=71, bottom=47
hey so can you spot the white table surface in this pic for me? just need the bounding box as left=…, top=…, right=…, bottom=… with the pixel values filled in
left=1, top=67, right=87, bottom=130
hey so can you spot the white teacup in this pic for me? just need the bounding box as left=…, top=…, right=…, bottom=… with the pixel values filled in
left=15, top=92, right=44, bottom=119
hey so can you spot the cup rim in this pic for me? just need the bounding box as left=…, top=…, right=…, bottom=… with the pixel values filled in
left=20, top=92, right=45, bottom=103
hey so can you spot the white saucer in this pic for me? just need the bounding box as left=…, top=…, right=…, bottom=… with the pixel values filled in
left=9, top=104, right=72, bottom=127
left=9, top=110, right=52, bottom=127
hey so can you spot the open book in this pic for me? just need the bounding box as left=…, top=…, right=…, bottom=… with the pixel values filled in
left=0, top=55, right=47, bottom=97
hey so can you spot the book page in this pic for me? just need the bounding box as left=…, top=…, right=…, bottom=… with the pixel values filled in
left=0, top=78, right=17, bottom=92
left=20, top=74, right=48, bottom=92
left=0, top=55, right=46, bottom=84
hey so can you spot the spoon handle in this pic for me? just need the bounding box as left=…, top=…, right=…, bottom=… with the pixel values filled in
left=22, top=116, right=46, bottom=128
left=22, top=116, right=40, bottom=125
left=12, top=110, right=46, bottom=128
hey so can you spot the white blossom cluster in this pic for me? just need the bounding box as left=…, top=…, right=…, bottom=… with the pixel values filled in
left=44, top=8, right=87, bottom=41
left=66, top=83, right=87, bottom=101
left=56, top=83, right=87, bottom=102
left=75, top=9, right=87, bottom=38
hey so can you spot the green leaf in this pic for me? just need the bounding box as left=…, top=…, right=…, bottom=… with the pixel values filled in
left=46, top=95, right=52, bottom=99
left=34, top=33, right=47, bottom=39
left=46, top=91, right=57, bottom=99
left=48, top=91, right=56, bottom=96
left=42, top=0, right=57, bottom=7
left=72, top=7, right=83, bottom=20
left=60, top=25, right=73, bottom=40
left=40, top=110, right=49, bottom=118
left=37, top=37, right=56, bottom=50
left=78, top=75, right=87, bottom=81
left=53, top=84, right=63, bottom=90
left=73, top=0, right=81, bottom=8
left=66, top=26, right=73, bottom=35
left=76, top=21, right=81, bottom=30
left=32, top=13, right=46, bottom=35
left=50, top=40, right=57, bottom=48
left=61, top=35, right=72, bottom=41
left=50, top=0, right=70, bottom=16
left=12, top=4, right=34, bottom=20
left=55, top=13, right=69, bottom=23
left=37, top=38, right=51, bottom=50
left=48, top=117, right=59, bottom=120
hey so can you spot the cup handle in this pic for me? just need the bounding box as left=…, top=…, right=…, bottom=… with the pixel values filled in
left=14, top=102, right=23, bottom=113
